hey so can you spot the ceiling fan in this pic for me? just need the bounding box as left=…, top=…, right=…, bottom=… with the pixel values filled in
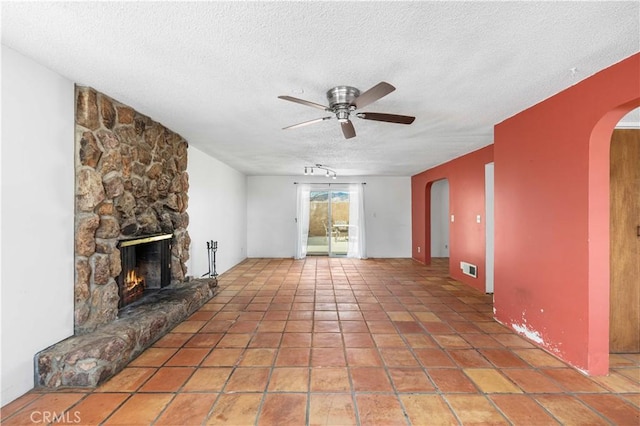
left=278, top=82, right=415, bottom=139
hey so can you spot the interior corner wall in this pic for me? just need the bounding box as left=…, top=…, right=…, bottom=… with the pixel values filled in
left=246, top=175, right=411, bottom=258
left=186, top=146, right=247, bottom=278
left=493, top=53, right=640, bottom=375
left=411, top=146, right=494, bottom=292
left=1, top=45, right=75, bottom=405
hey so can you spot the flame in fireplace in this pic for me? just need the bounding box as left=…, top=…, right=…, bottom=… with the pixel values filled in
left=123, top=269, right=145, bottom=305
left=125, top=269, right=144, bottom=288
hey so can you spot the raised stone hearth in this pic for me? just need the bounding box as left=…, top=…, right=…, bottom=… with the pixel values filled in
left=36, top=278, right=217, bottom=388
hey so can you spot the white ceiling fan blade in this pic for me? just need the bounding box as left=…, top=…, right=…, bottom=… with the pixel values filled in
left=278, top=95, right=330, bottom=111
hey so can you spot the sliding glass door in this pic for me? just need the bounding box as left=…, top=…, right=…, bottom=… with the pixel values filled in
left=306, top=189, right=350, bottom=256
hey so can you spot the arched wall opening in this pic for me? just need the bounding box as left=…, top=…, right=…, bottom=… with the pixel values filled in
left=493, top=53, right=639, bottom=375
left=411, top=145, right=493, bottom=292
left=587, top=102, right=640, bottom=373
left=430, top=179, right=450, bottom=258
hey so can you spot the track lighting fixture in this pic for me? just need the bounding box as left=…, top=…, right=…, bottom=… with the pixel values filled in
left=304, top=163, right=337, bottom=179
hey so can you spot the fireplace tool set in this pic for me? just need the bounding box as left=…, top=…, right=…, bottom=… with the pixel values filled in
left=202, top=240, right=218, bottom=278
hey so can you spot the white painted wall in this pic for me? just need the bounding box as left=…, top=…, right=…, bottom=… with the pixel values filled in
left=430, top=179, right=450, bottom=257
left=247, top=176, right=296, bottom=258
left=247, top=175, right=411, bottom=258
left=1, top=45, right=75, bottom=405
left=616, top=107, right=640, bottom=128
left=364, top=176, right=412, bottom=258
left=186, top=146, right=247, bottom=278
left=0, top=48, right=249, bottom=406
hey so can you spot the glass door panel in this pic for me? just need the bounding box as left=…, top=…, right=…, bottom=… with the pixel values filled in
left=306, top=191, right=329, bottom=255
left=330, top=191, right=350, bottom=256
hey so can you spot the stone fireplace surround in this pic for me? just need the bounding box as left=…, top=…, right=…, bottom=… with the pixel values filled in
left=73, top=86, right=192, bottom=333
left=34, top=87, right=216, bottom=388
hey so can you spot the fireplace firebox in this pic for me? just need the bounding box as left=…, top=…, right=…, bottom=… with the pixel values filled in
left=118, top=234, right=172, bottom=308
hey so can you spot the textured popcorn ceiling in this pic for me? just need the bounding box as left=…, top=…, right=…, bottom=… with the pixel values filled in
left=2, top=2, right=638, bottom=176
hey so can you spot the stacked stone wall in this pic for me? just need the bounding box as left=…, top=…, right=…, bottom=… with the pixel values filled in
left=75, top=86, right=190, bottom=333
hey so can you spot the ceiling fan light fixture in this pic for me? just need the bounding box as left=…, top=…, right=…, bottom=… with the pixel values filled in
left=336, top=108, right=350, bottom=123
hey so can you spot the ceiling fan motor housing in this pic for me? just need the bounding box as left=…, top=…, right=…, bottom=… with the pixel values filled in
left=327, top=86, right=359, bottom=122
left=278, top=81, right=414, bottom=138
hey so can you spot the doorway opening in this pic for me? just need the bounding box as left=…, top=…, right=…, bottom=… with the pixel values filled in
left=485, top=163, right=495, bottom=294
left=609, top=119, right=640, bottom=356
left=430, top=179, right=449, bottom=261
left=306, top=189, right=350, bottom=256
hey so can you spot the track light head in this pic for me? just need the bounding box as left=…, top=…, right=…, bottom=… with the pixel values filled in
left=302, top=163, right=337, bottom=179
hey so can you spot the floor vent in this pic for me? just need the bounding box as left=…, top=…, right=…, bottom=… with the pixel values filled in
left=460, top=261, right=478, bottom=278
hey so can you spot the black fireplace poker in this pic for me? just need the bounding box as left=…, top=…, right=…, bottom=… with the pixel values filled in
left=201, top=240, right=218, bottom=278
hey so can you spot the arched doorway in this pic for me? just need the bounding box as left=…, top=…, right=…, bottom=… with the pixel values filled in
left=430, top=179, right=450, bottom=260
left=609, top=110, right=640, bottom=355
left=588, top=101, right=640, bottom=374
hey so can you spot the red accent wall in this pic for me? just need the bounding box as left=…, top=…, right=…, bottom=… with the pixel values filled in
left=411, top=145, right=494, bottom=292
left=411, top=53, right=639, bottom=375
left=494, top=53, right=640, bottom=375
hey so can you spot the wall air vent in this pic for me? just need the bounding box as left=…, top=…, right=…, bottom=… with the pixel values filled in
left=460, top=261, right=478, bottom=278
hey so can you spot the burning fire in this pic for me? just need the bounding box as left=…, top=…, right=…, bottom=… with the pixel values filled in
left=123, top=269, right=145, bottom=304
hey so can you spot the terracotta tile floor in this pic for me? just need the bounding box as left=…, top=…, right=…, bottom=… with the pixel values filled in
left=2, top=257, right=639, bottom=425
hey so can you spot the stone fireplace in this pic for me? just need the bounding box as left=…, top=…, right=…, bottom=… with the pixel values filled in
left=34, top=87, right=216, bottom=389
left=74, top=86, right=191, bottom=333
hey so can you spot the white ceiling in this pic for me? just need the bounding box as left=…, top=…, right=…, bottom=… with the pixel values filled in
left=2, top=2, right=638, bottom=176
